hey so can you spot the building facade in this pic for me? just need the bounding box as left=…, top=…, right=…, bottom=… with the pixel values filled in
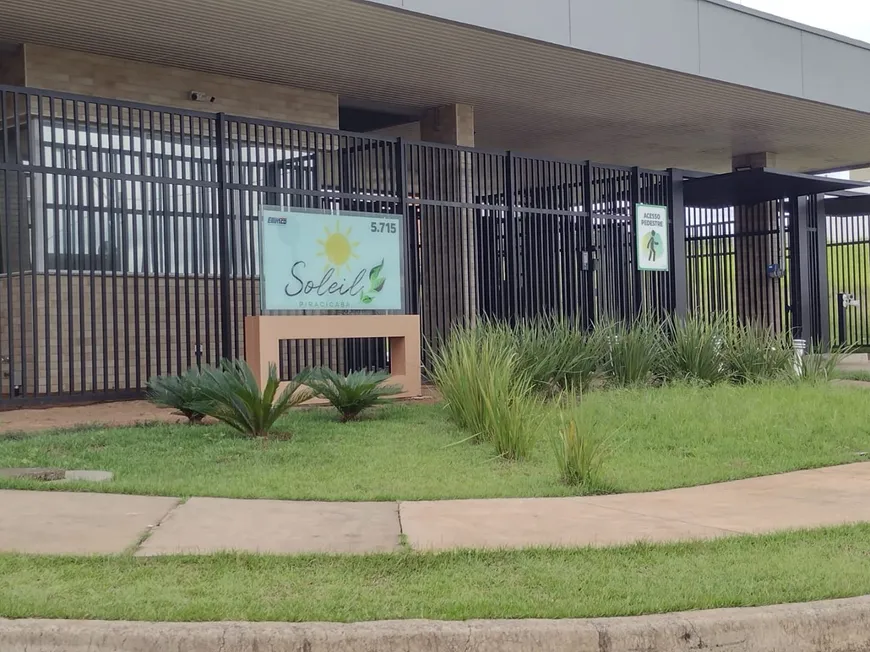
left=1, top=0, right=869, bottom=403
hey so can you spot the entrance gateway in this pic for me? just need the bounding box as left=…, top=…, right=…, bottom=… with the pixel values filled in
left=0, top=87, right=869, bottom=405
left=244, top=207, right=421, bottom=397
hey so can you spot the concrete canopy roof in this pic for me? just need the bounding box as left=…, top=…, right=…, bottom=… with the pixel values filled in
left=2, top=0, right=870, bottom=173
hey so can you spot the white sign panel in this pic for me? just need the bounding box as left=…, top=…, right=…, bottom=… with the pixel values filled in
left=260, top=208, right=403, bottom=312
left=635, top=204, right=670, bottom=272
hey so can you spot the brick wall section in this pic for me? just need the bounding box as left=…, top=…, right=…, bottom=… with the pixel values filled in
left=23, top=45, right=338, bottom=128
left=0, top=46, right=26, bottom=85
left=1, top=47, right=28, bottom=277
left=0, top=273, right=343, bottom=395
left=0, top=138, right=30, bottom=275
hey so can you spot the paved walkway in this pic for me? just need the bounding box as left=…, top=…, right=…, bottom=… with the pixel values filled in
left=2, top=463, right=870, bottom=556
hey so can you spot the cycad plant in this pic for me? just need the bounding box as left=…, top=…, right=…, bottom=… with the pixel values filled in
left=194, top=360, right=311, bottom=440
left=146, top=367, right=207, bottom=424
left=304, top=367, right=402, bottom=422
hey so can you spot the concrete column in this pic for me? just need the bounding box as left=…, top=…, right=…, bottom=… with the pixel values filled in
left=732, top=152, right=783, bottom=331
left=419, top=104, right=477, bottom=330
left=420, top=104, right=475, bottom=148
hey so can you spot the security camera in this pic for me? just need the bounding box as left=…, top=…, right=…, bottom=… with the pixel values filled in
left=190, top=91, right=216, bottom=103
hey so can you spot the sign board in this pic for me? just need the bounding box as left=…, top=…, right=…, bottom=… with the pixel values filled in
left=260, top=208, right=403, bottom=312
left=635, top=204, right=670, bottom=272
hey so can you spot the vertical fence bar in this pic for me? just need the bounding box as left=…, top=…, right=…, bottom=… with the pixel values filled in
left=630, top=167, right=642, bottom=316
left=581, top=161, right=595, bottom=329
left=668, top=169, right=687, bottom=318
left=216, top=113, right=232, bottom=361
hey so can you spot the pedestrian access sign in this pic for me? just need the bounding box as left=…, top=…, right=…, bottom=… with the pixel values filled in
left=635, top=204, right=669, bottom=272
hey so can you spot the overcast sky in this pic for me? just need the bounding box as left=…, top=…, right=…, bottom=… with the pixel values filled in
left=735, top=0, right=870, bottom=43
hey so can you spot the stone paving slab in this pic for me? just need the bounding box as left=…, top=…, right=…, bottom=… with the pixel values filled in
left=399, top=497, right=734, bottom=551
left=400, top=463, right=870, bottom=551
left=4, top=464, right=870, bottom=556
left=137, top=497, right=401, bottom=556
left=583, top=463, right=870, bottom=535
left=0, top=490, right=179, bottom=555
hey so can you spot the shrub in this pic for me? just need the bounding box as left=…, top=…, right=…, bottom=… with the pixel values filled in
left=194, top=360, right=311, bottom=440
left=304, top=367, right=402, bottom=422
left=428, top=322, right=541, bottom=459
left=604, top=315, right=663, bottom=386
left=428, top=322, right=513, bottom=441
left=722, top=322, right=794, bottom=383
left=482, top=369, right=542, bottom=462
left=146, top=368, right=207, bottom=424
left=513, top=316, right=607, bottom=395
left=550, top=405, right=610, bottom=490
left=663, top=314, right=728, bottom=385
left=797, top=343, right=850, bottom=384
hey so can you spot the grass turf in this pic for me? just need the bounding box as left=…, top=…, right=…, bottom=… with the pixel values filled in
left=0, top=382, right=868, bottom=501
left=835, top=369, right=870, bottom=383
left=1, top=525, right=870, bottom=622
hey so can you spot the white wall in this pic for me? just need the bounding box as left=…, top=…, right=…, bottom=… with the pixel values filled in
left=363, top=0, right=870, bottom=113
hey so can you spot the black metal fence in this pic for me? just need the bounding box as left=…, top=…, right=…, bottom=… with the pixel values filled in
left=825, top=199, right=870, bottom=347
left=1, top=85, right=867, bottom=405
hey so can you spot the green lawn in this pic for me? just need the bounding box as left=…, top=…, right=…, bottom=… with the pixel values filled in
left=835, top=370, right=870, bottom=383
left=0, top=383, right=868, bottom=500
left=1, top=525, right=870, bottom=622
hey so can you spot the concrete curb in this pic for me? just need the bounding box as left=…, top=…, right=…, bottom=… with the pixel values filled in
left=2, top=596, right=870, bottom=652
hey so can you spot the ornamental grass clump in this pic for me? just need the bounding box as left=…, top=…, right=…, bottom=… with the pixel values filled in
left=513, top=316, right=607, bottom=395
left=550, top=403, right=610, bottom=490
left=604, top=315, right=664, bottom=387
left=663, top=314, right=728, bottom=385
left=722, top=322, right=794, bottom=384
left=428, top=322, right=541, bottom=460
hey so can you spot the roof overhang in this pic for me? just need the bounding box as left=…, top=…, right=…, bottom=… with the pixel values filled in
left=683, top=168, right=870, bottom=208
left=825, top=193, right=870, bottom=217
left=2, top=0, right=870, bottom=172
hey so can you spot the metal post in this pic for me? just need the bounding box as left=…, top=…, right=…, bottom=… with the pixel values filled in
left=630, top=167, right=643, bottom=316
left=504, top=152, right=519, bottom=323
left=793, top=338, right=807, bottom=377
left=581, top=161, right=595, bottom=330
left=667, top=168, right=688, bottom=319
left=814, top=196, right=831, bottom=345
left=837, top=292, right=848, bottom=347
left=215, top=113, right=233, bottom=361
left=793, top=196, right=812, bottom=341
left=394, top=138, right=416, bottom=315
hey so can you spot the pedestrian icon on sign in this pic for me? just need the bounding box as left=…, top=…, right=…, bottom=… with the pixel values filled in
left=647, top=230, right=660, bottom=262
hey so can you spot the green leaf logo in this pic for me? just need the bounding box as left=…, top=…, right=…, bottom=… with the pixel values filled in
left=369, top=260, right=384, bottom=282
left=361, top=260, right=388, bottom=306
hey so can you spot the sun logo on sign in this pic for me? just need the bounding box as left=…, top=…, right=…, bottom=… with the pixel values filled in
left=317, top=223, right=359, bottom=271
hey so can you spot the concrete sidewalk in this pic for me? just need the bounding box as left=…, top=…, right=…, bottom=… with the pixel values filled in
left=1, top=463, right=869, bottom=556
